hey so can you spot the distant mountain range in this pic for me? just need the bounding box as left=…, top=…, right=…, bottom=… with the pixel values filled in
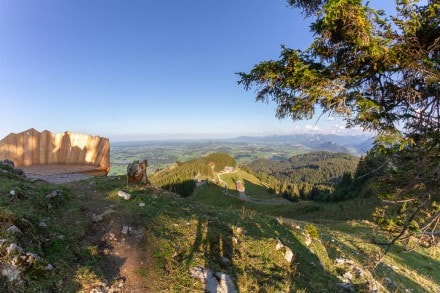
left=231, top=133, right=373, bottom=155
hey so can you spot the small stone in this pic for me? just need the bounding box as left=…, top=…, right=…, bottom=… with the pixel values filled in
left=9, top=190, right=16, bottom=196
left=121, top=225, right=129, bottom=235
left=305, top=233, right=312, bottom=246
left=354, top=267, right=364, bottom=277
left=173, top=223, right=179, bottom=227
left=92, top=214, right=104, bottom=222
left=275, top=239, right=284, bottom=250
left=44, top=264, right=54, bottom=270
left=189, top=267, right=237, bottom=293
left=384, top=277, right=397, bottom=288
left=117, top=190, right=131, bottom=200
left=46, top=190, right=60, bottom=199
left=139, top=202, right=145, bottom=207
left=92, top=209, right=114, bottom=222
left=284, top=246, right=294, bottom=263
left=25, top=252, right=40, bottom=264
left=0, top=239, right=8, bottom=246
left=221, top=257, right=230, bottom=264
left=370, top=281, right=378, bottom=292
left=6, top=243, right=24, bottom=256
left=337, top=282, right=355, bottom=293
left=343, top=271, right=353, bottom=280
left=1, top=263, right=22, bottom=284
left=6, top=225, right=22, bottom=234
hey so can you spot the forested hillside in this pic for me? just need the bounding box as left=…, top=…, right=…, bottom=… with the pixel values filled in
left=243, top=152, right=359, bottom=201
left=150, top=153, right=236, bottom=196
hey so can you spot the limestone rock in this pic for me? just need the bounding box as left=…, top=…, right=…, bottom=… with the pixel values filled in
left=0, top=160, right=26, bottom=177
left=235, top=227, right=247, bottom=235
left=305, top=233, right=312, bottom=246
left=0, top=159, right=14, bottom=167
left=46, top=190, right=61, bottom=199
left=15, top=169, right=25, bottom=177
left=343, top=271, right=353, bottom=281
left=44, top=263, right=54, bottom=270
left=121, top=225, right=130, bottom=235
left=118, top=190, right=131, bottom=200
left=0, top=239, right=8, bottom=247
left=92, top=208, right=114, bottom=222
left=337, top=282, right=355, bottom=293
left=384, top=277, right=397, bottom=288
left=127, top=160, right=148, bottom=184
left=275, top=239, right=294, bottom=263
left=0, top=263, right=22, bottom=284
left=284, top=246, right=294, bottom=263
left=275, top=239, right=284, bottom=251
left=354, top=267, right=364, bottom=277
left=39, top=220, right=47, bottom=228
left=6, top=225, right=22, bottom=234
left=6, top=243, right=24, bottom=256
left=189, top=266, right=237, bottom=293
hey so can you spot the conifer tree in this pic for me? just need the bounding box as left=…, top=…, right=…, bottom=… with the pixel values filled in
left=239, top=0, right=439, bottom=252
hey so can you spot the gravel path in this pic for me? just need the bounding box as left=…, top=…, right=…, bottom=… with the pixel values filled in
left=26, top=173, right=92, bottom=184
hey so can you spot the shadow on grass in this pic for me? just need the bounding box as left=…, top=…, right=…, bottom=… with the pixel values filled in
left=321, top=231, right=433, bottom=292
left=387, top=245, right=440, bottom=285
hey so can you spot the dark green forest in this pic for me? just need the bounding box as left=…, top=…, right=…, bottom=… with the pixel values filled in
left=243, top=151, right=359, bottom=201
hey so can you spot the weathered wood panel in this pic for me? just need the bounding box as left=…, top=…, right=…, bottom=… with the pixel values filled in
left=0, top=128, right=110, bottom=172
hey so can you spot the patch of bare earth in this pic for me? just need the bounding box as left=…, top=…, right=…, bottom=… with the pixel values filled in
left=70, top=180, right=155, bottom=292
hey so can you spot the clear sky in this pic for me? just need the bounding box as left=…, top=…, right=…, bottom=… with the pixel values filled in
left=0, top=0, right=388, bottom=141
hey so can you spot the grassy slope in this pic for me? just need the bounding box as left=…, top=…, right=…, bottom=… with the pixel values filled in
left=219, top=169, right=276, bottom=200
left=1, top=173, right=438, bottom=292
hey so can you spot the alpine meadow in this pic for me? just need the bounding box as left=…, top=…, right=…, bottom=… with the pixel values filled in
left=0, top=0, right=439, bottom=292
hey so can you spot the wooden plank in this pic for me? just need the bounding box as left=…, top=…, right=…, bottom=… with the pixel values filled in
left=31, top=128, right=40, bottom=166
left=62, top=132, right=72, bottom=164
left=66, top=132, right=74, bottom=164
left=0, top=133, right=14, bottom=161
left=70, top=132, right=83, bottom=164
left=16, top=131, right=25, bottom=166
left=95, top=137, right=110, bottom=169
left=39, top=130, right=49, bottom=164
left=77, top=134, right=90, bottom=164
left=23, top=129, right=33, bottom=166
left=86, top=136, right=100, bottom=165
left=47, top=131, right=57, bottom=164
left=7, top=134, right=18, bottom=164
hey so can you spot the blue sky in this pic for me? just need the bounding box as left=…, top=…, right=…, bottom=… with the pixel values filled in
left=0, top=0, right=389, bottom=141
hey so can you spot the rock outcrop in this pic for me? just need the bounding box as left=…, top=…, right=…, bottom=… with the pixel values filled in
left=127, top=160, right=148, bottom=184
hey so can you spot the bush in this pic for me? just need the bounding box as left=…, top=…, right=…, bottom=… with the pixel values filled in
left=304, top=224, right=319, bottom=239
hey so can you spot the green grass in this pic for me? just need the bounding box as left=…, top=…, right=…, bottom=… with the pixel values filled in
left=1, top=171, right=438, bottom=292
left=219, top=169, right=280, bottom=200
